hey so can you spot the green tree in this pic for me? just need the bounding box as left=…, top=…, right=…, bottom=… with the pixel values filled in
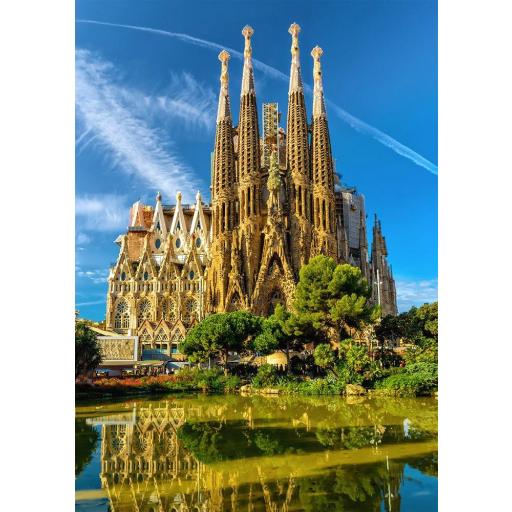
left=75, top=321, right=102, bottom=379
left=294, top=256, right=379, bottom=344
left=254, top=304, right=319, bottom=372
left=180, top=311, right=264, bottom=374
left=376, top=302, right=438, bottom=364
left=314, top=343, right=338, bottom=377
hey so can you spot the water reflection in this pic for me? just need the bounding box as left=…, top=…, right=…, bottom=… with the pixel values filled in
left=76, top=395, right=437, bottom=511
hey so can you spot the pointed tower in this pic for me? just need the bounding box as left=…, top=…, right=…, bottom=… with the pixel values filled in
left=371, top=215, right=398, bottom=316
left=286, top=23, right=313, bottom=275
left=237, top=25, right=262, bottom=299
left=310, top=46, right=337, bottom=259
left=207, top=50, right=236, bottom=312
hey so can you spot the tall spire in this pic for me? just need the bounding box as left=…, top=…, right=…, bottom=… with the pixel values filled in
left=241, top=25, right=255, bottom=96
left=217, top=50, right=232, bottom=122
left=286, top=22, right=312, bottom=274
left=310, top=45, right=337, bottom=259
left=238, top=25, right=260, bottom=184
left=237, top=24, right=262, bottom=299
left=311, top=46, right=326, bottom=118
left=211, top=49, right=236, bottom=241
left=288, top=22, right=303, bottom=93
left=208, top=50, right=237, bottom=314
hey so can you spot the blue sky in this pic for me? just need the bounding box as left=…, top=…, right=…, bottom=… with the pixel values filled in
left=75, top=0, right=438, bottom=320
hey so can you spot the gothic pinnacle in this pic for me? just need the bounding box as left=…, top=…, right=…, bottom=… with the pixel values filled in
left=217, top=50, right=231, bottom=122
left=241, top=25, right=255, bottom=96
left=288, top=22, right=303, bottom=93
left=311, top=46, right=326, bottom=118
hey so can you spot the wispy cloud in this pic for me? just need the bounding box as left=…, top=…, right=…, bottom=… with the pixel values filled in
left=396, top=278, right=438, bottom=312
left=151, top=72, right=216, bottom=131
left=76, top=19, right=438, bottom=176
left=76, top=193, right=128, bottom=232
left=76, top=267, right=110, bottom=285
left=76, top=48, right=204, bottom=200
left=76, top=232, right=92, bottom=245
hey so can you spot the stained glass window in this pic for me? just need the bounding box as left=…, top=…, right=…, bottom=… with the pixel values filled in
left=114, top=300, right=130, bottom=329
left=137, top=299, right=152, bottom=324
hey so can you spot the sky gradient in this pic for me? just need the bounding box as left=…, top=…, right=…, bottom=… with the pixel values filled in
left=75, top=0, right=438, bottom=320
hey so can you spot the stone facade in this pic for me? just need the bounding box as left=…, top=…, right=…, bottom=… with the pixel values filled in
left=105, top=24, right=397, bottom=356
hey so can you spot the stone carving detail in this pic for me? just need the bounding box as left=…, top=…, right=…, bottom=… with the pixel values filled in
left=99, top=338, right=135, bottom=361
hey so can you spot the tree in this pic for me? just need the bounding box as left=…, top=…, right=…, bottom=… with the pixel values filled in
left=294, top=256, right=379, bottom=344
left=376, top=302, right=438, bottom=364
left=313, top=343, right=338, bottom=377
left=75, top=321, right=102, bottom=379
left=180, top=311, right=264, bottom=374
left=253, top=304, right=320, bottom=373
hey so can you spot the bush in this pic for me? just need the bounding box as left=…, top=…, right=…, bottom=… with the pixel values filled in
left=252, top=364, right=279, bottom=388
left=375, top=362, right=437, bottom=396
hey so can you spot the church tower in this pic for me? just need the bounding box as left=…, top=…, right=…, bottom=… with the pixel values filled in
left=371, top=215, right=398, bottom=316
left=286, top=23, right=313, bottom=275
left=207, top=50, right=236, bottom=312
left=236, top=25, right=262, bottom=300
left=310, top=46, right=337, bottom=259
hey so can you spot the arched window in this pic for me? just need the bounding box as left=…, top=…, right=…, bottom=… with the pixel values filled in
left=162, top=299, right=177, bottom=323
left=114, top=299, right=130, bottom=330
left=137, top=299, right=153, bottom=324
left=182, top=298, right=197, bottom=326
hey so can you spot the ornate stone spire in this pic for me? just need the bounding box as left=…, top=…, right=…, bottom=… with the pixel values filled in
left=241, top=25, right=255, bottom=96
left=217, top=50, right=232, bottom=123
left=212, top=50, right=236, bottom=203
left=288, top=23, right=303, bottom=93
left=286, top=23, right=312, bottom=274
left=310, top=45, right=337, bottom=259
left=311, top=46, right=326, bottom=118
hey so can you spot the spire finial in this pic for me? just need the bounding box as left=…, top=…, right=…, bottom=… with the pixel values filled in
left=311, top=45, right=326, bottom=118
left=289, top=23, right=301, bottom=56
left=195, top=190, right=202, bottom=203
left=218, top=50, right=230, bottom=85
left=242, top=25, right=254, bottom=58
left=217, top=50, right=232, bottom=122
left=176, top=191, right=182, bottom=204
left=241, top=26, right=255, bottom=96
left=156, top=191, right=162, bottom=202
left=288, top=23, right=303, bottom=93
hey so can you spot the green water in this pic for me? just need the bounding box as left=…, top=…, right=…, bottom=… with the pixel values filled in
left=75, top=394, right=437, bottom=511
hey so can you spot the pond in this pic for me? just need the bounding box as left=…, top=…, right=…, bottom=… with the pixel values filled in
left=76, top=394, right=437, bottom=511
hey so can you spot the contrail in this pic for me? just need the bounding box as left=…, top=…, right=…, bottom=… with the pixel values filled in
left=76, top=19, right=438, bottom=176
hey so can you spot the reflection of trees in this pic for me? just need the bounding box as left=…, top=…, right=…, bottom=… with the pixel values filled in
left=87, top=395, right=437, bottom=511
left=75, top=418, right=99, bottom=477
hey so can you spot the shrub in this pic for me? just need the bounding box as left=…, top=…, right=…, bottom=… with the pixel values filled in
left=252, top=364, right=279, bottom=388
left=375, top=362, right=437, bottom=396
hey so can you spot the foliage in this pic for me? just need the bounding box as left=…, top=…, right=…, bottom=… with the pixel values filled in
left=76, top=368, right=241, bottom=397
left=375, top=361, right=438, bottom=396
left=376, top=302, right=438, bottom=365
left=180, top=311, right=264, bottom=371
left=75, top=321, right=102, bottom=379
left=294, top=256, right=379, bottom=342
left=313, top=344, right=338, bottom=376
left=252, top=364, right=279, bottom=388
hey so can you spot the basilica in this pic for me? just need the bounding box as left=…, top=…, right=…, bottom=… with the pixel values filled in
left=104, top=24, right=397, bottom=359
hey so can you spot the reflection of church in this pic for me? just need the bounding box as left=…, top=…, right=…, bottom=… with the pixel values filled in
left=89, top=397, right=429, bottom=511
left=104, top=24, right=397, bottom=358
left=96, top=401, right=300, bottom=511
